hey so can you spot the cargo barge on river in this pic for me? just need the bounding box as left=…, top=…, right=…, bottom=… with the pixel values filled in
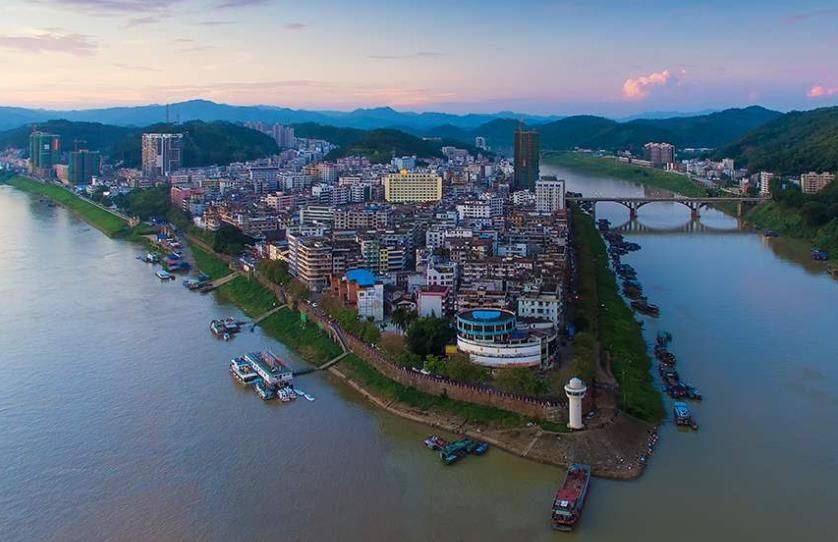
left=551, top=463, right=592, bottom=531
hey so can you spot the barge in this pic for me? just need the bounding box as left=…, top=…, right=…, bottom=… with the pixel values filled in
left=551, top=463, right=591, bottom=531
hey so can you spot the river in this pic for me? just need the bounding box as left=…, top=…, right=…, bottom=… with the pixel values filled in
left=1, top=176, right=836, bottom=541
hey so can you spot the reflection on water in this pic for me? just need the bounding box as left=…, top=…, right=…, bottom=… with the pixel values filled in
left=2, top=174, right=838, bottom=542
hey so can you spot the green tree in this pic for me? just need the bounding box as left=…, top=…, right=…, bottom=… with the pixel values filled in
left=405, top=316, right=455, bottom=358
left=494, top=367, right=546, bottom=396
left=391, top=306, right=417, bottom=332
left=443, top=353, right=488, bottom=385
left=212, top=224, right=254, bottom=255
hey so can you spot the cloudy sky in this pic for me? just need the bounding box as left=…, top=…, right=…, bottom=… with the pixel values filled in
left=0, top=0, right=836, bottom=115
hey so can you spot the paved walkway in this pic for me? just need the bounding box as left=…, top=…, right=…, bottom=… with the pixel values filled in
left=201, top=272, right=239, bottom=291
left=251, top=304, right=287, bottom=326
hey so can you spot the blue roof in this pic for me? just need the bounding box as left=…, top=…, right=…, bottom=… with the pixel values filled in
left=472, top=310, right=502, bottom=320
left=346, top=268, right=377, bottom=287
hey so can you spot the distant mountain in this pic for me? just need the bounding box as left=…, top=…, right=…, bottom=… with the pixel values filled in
left=0, top=99, right=559, bottom=132
left=0, top=119, right=278, bottom=168
left=422, top=106, right=783, bottom=153
left=293, top=123, right=485, bottom=163
left=716, top=107, right=838, bottom=175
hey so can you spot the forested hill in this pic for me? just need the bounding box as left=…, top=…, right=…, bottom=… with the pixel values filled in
left=293, top=123, right=485, bottom=163
left=0, top=120, right=278, bottom=168
left=421, top=106, right=782, bottom=152
left=716, top=106, right=838, bottom=175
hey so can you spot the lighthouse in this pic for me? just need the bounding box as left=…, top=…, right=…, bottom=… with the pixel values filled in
left=564, top=377, right=587, bottom=430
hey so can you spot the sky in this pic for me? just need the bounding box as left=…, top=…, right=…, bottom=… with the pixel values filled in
left=0, top=0, right=836, bottom=116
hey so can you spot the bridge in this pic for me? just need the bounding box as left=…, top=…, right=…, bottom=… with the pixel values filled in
left=567, top=196, right=760, bottom=219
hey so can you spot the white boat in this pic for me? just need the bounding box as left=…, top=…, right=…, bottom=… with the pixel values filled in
left=294, top=388, right=315, bottom=401
left=155, top=270, right=174, bottom=281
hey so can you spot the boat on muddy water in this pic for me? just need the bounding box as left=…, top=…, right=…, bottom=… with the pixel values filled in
left=551, top=463, right=591, bottom=531
left=631, top=300, right=660, bottom=317
left=673, top=401, right=699, bottom=430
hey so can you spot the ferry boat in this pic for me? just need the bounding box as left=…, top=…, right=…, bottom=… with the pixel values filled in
left=551, top=463, right=592, bottom=531
left=229, top=357, right=259, bottom=384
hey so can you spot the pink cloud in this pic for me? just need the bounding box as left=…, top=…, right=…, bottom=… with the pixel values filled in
left=622, top=69, right=671, bottom=100
left=807, top=85, right=838, bottom=98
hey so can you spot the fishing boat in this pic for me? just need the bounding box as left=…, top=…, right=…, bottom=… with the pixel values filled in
left=551, top=463, right=592, bottom=531
left=467, top=441, right=490, bottom=455
left=424, top=435, right=447, bottom=450
left=631, top=300, right=660, bottom=317
left=656, top=331, right=672, bottom=346
left=439, top=438, right=474, bottom=465
left=673, top=401, right=698, bottom=430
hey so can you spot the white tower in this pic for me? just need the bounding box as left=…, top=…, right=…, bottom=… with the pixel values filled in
left=564, top=377, right=587, bottom=430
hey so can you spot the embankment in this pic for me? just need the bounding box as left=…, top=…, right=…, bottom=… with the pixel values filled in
left=748, top=202, right=838, bottom=260
left=544, top=151, right=707, bottom=197
left=5, top=176, right=133, bottom=237
left=570, top=206, right=664, bottom=424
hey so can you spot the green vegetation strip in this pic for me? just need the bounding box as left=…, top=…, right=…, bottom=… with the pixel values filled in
left=7, top=176, right=130, bottom=236
left=748, top=201, right=838, bottom=260
left=190, top=244, right=232, bottom=280
left=340, top=353, right=526, bottom=427
left=544, top=151, right=707, bottom=197
left=572, top=207, right=664, bottom=423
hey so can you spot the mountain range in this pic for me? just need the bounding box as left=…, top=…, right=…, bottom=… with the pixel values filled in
left=0, top=100, right=560, bottom=132
left=423, top=106, right=783, bottom=152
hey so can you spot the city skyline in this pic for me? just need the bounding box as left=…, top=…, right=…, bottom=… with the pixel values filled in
left=0, top=0, right=836, bottom=115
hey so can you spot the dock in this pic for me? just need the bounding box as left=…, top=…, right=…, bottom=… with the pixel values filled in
left=199, top=272, right=239, bottom=292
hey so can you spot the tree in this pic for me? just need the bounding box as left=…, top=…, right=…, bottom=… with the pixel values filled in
left=212, top=224, right=253, bottom=255
left=802, top=201, right=829, bottom=227
left=423, top=355, right=447, bottom=375
left=443, top=353, right=488, bottom=385
left=405, top=316, right=455, bottom=358
left=494, top=367, right=546, bottom=396
left=391, top=306, right=417, bottom=332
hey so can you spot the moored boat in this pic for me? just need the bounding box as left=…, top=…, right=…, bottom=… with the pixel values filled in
left=155, top=270, right=174, bottom=281
left=424, top=435, right=447, bottom=450
left=439, top=438, right=473, bottom=465
left=551, top=463, right=591, bottom=531
left=673, top=401, right=698, bottom=430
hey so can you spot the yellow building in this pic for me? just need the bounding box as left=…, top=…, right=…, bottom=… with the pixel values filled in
left=384, top=171, right=443, bottom=203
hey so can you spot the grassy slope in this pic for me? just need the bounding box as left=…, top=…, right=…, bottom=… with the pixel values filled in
left=7, top=176, right=130, bottom=236
left=748, top=202, right=838, bottom=259
left=572, top=208, right=664, bottom=423
left=543, top=151, right=707, bottom=197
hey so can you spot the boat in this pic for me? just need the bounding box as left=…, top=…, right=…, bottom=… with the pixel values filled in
left=293, top=388, right=315, bottom=401
left=763, top=230, right=779, bottom=238
left=439, top=438, right=474, bottom=465
left=229, top=357, right=259, bottom=384
left=155, top=270, right=174, bottom=281
left=631, top=300, right=660, bottom=317
left=811, top=248, right=828, bottom=261
left=254, top=380, right=275, bottom=401
left=673, top=401, right=698, bottom=430
left=469, top=441, right=490, bottom=455
left=210, top=318, right=243, bottom=338
left=551, top=463, right=592, bottom=531
left=424, top=435, right=447, bottom=450
left=656, top=331, right=672, bottom=346
left=277, top=387, right=291, bottom=402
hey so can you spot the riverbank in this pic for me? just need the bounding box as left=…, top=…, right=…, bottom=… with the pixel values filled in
left=188, top=239, right=654, bottom=478
left=544, top=151, right=707, bottom=197
left=571, top=206, right=664, bottom=424
left=748, top=201, right=837, bottom=261
left=4, top=175, right=132, bottom=237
